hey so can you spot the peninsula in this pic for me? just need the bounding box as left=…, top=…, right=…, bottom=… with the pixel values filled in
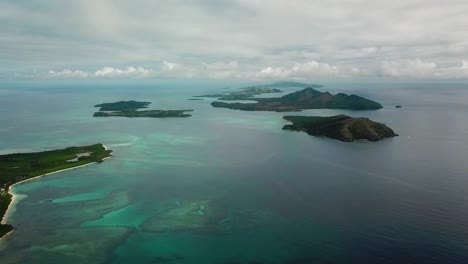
left=0, top=143, right=112, bottom=239
left=283, top=115, right=397, bottom=142
left=93, top=100, right=193, bottom=118
left=194, top=81, right=325, bottom=101
left=194, top=86, right=282, bottom=101
left=211, top=88, right=383, bottom=111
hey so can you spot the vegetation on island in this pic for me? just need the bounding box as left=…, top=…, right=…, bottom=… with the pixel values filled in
left=95, top=100, right=151, bottom=111
left=211, top=87, right=383, bottom=111
left=283, top=115, right=397, bottom=142
left=0, top=143, right=112, bottom=238
left=94, top=109, right=193, bottom=118
left=194, top=81, right=324, bottom=101
left=93, top=100, right=193, bottom=118
left=194, top=86, right=282, bottom=101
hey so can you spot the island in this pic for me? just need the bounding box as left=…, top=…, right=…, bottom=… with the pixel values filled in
left=211, top=87, right=383, bottom=111
left=94, top=100, right=151, bottom=111
left=0, top=143, right=112, bottom=239
left=194, top=86, right=282, bottom=101
left=194, top=81, right=324, bottom=101
left=282, top=115, right=397, bottom=142
left=93, top=110, right=193, bottom=118
left=261, top=81, right=323, bottom=88
left=93, top=100, right=193, bottom=118
left=194, top=81, right=326, bottom=100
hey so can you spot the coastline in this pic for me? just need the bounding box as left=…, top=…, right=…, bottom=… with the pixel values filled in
left=0, top=144, right=111, bottom=239
left=0, top=230, right=15, bottom=242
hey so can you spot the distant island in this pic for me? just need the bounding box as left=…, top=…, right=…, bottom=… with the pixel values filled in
left=211, top=87, right=383, bottom=111
left=0, top=144, right=112, bottom=239
left=93, top=110, right=193, bottom=118
left=93, top=100, right=193, bottom=118
left=194, top=86, right=282, bottom=101
left=260, top=81, right=323, bottom=88
left=283, top=115, right=397, bottom=142
left=193, top=81, right=325, bottom=101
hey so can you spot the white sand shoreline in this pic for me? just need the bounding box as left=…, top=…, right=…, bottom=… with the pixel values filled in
left=0, top=144, right=111, bottom=234
left=0, top=230, right=15, bottom=241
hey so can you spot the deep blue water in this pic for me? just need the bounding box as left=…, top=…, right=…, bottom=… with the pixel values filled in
left=1, top=81, right=468, bottom=263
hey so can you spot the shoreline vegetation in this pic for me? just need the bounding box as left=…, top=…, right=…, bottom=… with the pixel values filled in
left=93, top=100, right=193, bottom=118
left=0, top=143, right=112, bottom=239
left=193, top=81, right=324, bottom=101
left=283, top=115, right=397, bottom=142
left=211, top=87, right=383, bottom=111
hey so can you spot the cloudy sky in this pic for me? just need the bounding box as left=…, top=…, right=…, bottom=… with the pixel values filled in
left=1, top=0, right=468, bottom=81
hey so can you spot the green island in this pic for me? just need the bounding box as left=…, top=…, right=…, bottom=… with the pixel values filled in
left=193, top=81, right=322, bottom=101
left=194, top=87, right=282, bottom=101
left=211, top=87, right=383, bottom=111
left=93, top=100, right=193, bottom=118
left=194, top=81, right=323, bottom=101
left=0, top=143, right=112, bottom=238
left=283, top=115, right=397, bottom=142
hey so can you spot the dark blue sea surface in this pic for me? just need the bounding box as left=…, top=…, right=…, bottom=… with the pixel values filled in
left=1, top=81, right=468, bottom=263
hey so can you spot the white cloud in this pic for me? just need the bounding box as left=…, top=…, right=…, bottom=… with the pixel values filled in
left=159, top=61, right=198, bottom=78
left=159, top=60, right=247, bottom=79
left=202, top=61, right=244, bottom=79
left=42, top=59, right=468, bottom=80
left=47, top=66, right=152, bottom=79
left=380, top=59, right=468, bottom=79
left=461, top=60, right=468, bottom=70
left=2, top=0, right=468, bottom=80
left=256, top=61, right=348, bottom=79
left=48, top=69, right=89, bottom=78
left=161, top=61, right=181, bottom=72
left=380, top=59, right=438, bottom=78
left=256, top=67, right=290, bottom=79
left=94, top=66, right=151, bottom=78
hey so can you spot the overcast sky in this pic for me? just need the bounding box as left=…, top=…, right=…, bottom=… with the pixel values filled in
left=1, top=0, right=468, bottom=81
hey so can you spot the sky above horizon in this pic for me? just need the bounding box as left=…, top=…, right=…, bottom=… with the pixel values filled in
left=1, top=0, right=468, bottom=81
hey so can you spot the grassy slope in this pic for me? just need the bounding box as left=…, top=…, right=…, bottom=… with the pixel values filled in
left=0, top=143, right=111, bottom=238
left=94, top=100, right=151, bottom=111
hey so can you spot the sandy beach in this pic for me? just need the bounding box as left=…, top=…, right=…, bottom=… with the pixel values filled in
left=0, top=230, right=15, bottom=242
left=0, top=144, right=111, bottom=227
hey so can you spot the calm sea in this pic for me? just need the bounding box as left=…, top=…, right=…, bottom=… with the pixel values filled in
left=0, top=81, right=468, bottom=264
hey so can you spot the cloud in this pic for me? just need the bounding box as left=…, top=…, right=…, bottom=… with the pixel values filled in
left=380, top=59, right=438, bottom=78
left=159, top=60, right=248, bottom=79
left=41, top=59, right=468, bottom=80
left=2, top=0, right=468, bottom=80
left=94, top=66, right=151, bottom=78
left=202, top=61, right=245, bottom=79
left=47, top=66, right=152, bottom=79
left=159, top=61, right=198, bottom=78
left=256, top=61, right=351, bottom=79
left=47, top=69, right=89, bottom=79
left=161, top=61, right=181, bottom=72
left=462, top=60, right=468, bottom=70
left=380, top=59, right=468, bottom=79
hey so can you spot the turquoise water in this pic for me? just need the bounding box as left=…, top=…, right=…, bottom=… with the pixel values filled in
left=1, top=81, right=468, bottom=263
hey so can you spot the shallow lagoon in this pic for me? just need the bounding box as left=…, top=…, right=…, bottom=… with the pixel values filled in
left=1, top=81, right=468, bottom=263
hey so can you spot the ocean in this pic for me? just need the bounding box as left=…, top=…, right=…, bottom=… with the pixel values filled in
left=0, top=81, right=468, bottom=263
